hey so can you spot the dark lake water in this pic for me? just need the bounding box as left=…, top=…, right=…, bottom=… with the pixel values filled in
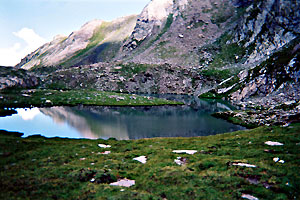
left=0, top=95, right=246, bottom=140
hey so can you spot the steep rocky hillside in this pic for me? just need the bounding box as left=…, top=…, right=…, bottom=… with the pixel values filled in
left=16, top=15, right=137, bottom=69
left=120, top=0, right=239, bottom=66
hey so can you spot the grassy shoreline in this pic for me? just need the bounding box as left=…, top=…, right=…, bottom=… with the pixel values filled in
left=0, top=124, right=299, bottom=199
left=0, top=89, right=183, bottom=111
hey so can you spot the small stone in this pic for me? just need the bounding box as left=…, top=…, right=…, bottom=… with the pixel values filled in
left=174, top=157, right=187, bottom=165
left=172, top=150, right=197, bottom=155
left=232, top=163, right=256, bottom=168
left=133, top=156, right=147, bottom=164
left=110, top=179, right=135, bottom=187
left=98, top=144, right=111, bottom=148
left=242, top=194, right=259, bottom=200
left=99, top=151, right=111, bottom=155
left=265, top=141, right=284, bottom=146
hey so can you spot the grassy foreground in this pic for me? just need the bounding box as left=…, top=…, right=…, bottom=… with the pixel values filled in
left=0, top=89, right=182, bottom=109
left=0, top=124, right=299, bottom=199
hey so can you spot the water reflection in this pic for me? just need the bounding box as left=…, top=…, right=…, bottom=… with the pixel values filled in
left=37, top=95, right=245, bottom=140
left=39, top=107, right=129, bottom=140
left=18, top=108, right=40, bottom=120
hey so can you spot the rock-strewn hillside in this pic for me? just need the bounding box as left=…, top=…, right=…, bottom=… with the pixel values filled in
left=16, top=15, right=137, bottom=69
left=120, top=0, right=238, bottom=66
left=0, top=67, right=39, bottom=90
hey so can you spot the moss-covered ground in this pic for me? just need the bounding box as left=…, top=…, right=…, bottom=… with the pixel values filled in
left=0, top=89, right=182, bottom=109
left=0, top=124, right=299, bottom=199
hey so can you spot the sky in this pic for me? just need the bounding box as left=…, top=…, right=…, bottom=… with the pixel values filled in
left=0, top=0, right=149, bottom=66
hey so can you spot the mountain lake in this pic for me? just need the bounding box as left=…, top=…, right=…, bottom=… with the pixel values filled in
left=0, top=95, right=246, bottom=140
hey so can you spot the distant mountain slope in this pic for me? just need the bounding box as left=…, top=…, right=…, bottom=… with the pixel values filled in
left=16, top=15, right=137, bottom=69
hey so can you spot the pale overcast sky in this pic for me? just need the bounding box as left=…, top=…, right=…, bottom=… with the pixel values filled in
left=0, top=0, right=149, bottom=66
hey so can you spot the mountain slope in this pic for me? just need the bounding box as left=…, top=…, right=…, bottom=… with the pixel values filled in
left=119, top=0, right=239, bottom=66
left=14, top=0, right=300, bottom=106
left=16, top=15, right=137, bottom=69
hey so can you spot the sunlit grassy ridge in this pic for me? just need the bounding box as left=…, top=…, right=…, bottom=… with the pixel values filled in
left=0, top=124, right=299, bottom=199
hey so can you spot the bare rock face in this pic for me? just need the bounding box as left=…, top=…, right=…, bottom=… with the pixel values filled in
left=233, top=0, right=300, bottom=66
left=123, top=0, right=174, bottom=49
left=120, top=0, right=237, bottom=66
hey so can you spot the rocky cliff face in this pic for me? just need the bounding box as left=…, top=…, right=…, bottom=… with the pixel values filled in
left=16, top=15, right=137, bottom=70
left=201, top=0, right=300, bottom=103
left=120, top=0, right=238, bottom=66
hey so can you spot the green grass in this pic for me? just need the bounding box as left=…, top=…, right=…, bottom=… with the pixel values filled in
left=113, top=63, right=154, bottom=77
left=0, top=89, right=183, bottom=109
left=200, top=68, right=232, bottom=80
left=0, top=124, right=299, bottom=199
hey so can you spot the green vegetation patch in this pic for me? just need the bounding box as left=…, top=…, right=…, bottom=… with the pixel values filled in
left=200, top=68, right=232, bottom=81
left=113, top=63, right=154, bottom=77
left=0, top=89, right=183, bottom=108
left=211, top=1, right=235, bottom=26
left=0, top=123, right=299, bottom=199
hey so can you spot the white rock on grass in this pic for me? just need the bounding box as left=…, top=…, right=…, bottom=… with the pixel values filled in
left=242, top=194, right=259, bottom=200
left=232, top=163, right=257, bottom=168
left=99, top=151, right=111, bottom=155
left=174, top=157, right=186, bottom=165
left=265, top=141, right=284, bottom=146
left=172, top=150, right=197, bottom=155
left=110, top=179, right=135, bottom=187
left=133, top=156, right=147, bottom=164
left=273, top=157, right=285, bottom=163
left=98, top=144, right=111, bottom=148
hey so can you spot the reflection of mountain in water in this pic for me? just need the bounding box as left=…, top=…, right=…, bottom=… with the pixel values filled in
left=40, top=96, right=245, bottom=140
left=40, top=107, right=130, bottom=140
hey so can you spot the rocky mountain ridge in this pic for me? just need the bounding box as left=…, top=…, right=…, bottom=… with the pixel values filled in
left=10, top=0, right=300, bottom=109
left=16, top=15, right=137, bottom=69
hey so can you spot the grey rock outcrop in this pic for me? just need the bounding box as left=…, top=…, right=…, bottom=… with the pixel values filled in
left=0, top=67, right=39, bottom=90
